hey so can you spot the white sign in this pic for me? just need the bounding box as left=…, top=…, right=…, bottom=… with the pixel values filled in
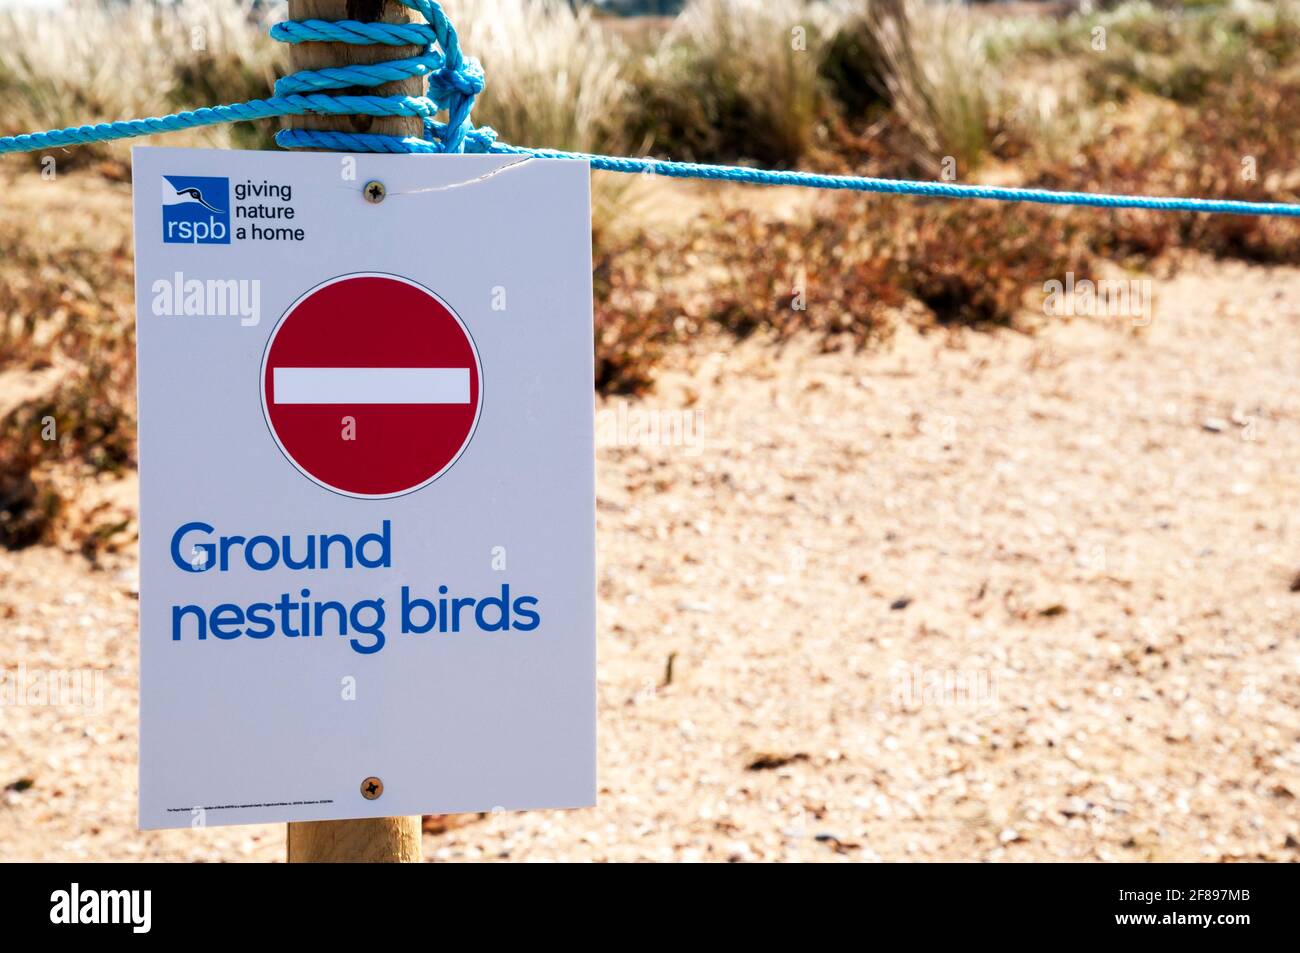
left=133, top=148, right=596, bottom=829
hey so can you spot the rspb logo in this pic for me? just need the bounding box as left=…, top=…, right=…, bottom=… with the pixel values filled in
left=162, top=175, right=230, bottom=244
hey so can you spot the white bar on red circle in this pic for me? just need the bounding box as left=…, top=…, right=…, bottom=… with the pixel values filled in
left=273, top=367, right=470, bottom=405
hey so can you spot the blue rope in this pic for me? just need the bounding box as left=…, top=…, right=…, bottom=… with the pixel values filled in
left=1, top=0, right=1297, bottom=219
left=490, top=147, right=1300, bottom=218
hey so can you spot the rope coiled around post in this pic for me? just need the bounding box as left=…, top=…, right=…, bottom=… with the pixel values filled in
left=270, top=0, right=496, bottom=156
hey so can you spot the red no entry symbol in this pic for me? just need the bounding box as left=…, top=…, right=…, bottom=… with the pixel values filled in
left=260, top=273, right=482, bottom=498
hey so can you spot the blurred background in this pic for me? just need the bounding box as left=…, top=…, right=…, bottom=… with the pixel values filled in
left=0, top=0, right=1297, bottom=861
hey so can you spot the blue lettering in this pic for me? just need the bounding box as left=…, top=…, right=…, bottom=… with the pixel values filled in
left=245, top=603, right=275, bottom=638
left=356, top=520, right=391, bottom=568
left=512, top=596, right=540, bottom=631
left=401, top=586, right=437, bottom=634
left=172, top=604, right=207, bottom=640
left=170, top=521, right=215, bottom=573
left=348, top=599, right=386, bottom=655
left=245, top=535, right=279, bottom=570
left=210, top=603, right=245, bottom=639
left=475, top=585, right=510, bottom=632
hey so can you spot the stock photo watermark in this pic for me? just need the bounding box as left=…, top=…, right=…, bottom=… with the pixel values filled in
left=596, top=400, right=706, bottom=452
left=891, top=665, right=1002, bottom=709
left=0, top=664, right=104, bottom=713
left=1043, top=272, right=1153, bottom=327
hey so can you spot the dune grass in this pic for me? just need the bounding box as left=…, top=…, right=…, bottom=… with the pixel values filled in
left=0, top=0, right=282, bottom=165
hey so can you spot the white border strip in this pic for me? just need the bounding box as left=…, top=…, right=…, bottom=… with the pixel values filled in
left=274, top=367, right=471, bottom=405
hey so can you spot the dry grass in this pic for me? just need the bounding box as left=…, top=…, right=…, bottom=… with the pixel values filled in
left=995, top=0, right=1300, bottom=103
left=631, top=0, right=831, bottom=164
left=0, top=169, right=135, bottom=547
left=0, top=0, right=282, bottom=169
left=992, top=0, right=1300, bottom=166
left=592, top=188, right=1099, bottom=392
left=1031, top=75, right=1300, bottom=265
left=442, top=0, right=641, bottom=225
left=834, top=0, right=1003, bottom=175
left=624, top=0, right=1004, bottom=173
left=0, top=0, right=1049, bottom=180
left=446, top=0, right=635, bottom=155
left=1, top=0, right=1298, bottom=546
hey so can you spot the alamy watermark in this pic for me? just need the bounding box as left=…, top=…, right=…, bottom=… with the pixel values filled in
left=50, top=883, right=150, bottom=933
left=150, top=272, right=261, bottom=326
left=0, top=664, right=104, bottom=712
left=596, top=400, right=705, bottom=452
left=1043, top=272, right=1152, bottom=326
left=892, top=665, right=1000, bottom=708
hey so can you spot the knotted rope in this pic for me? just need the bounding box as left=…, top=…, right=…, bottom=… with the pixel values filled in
left=269, top=1, right=496, bottom=155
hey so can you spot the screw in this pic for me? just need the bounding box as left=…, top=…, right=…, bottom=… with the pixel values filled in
left=363, top=180, right=386, bottom=204
left=361, top=776, right=384, bottom=800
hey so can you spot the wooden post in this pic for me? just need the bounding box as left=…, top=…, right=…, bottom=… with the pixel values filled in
left=287, top=0, right=424, bottom=144
left=288, top=816, right=422, bottom=863
left=284, top=0, right=423, bottom=863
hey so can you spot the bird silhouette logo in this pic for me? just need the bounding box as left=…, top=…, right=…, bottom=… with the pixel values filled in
left=162, top=177, right=226, bottom=214
left=175, top=186, right=223, bottom=212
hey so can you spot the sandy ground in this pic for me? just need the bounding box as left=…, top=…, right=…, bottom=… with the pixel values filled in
left=1, top=256, right=1298, bottom=861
